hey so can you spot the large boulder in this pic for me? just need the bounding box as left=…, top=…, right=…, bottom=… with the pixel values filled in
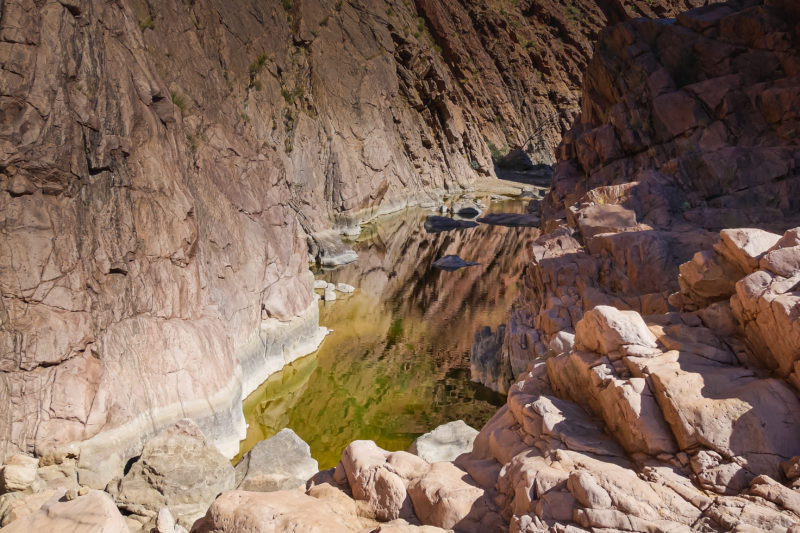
left=0, top=490, right=128, bottom=533
left=235, top=428, right=318, bottom=492
left=0, top=455, right=38, bottom=493
left=406, top=462, right=493, bottom=532
left=409, top=421, right=479, bottom=464
left=574, top=306, right=659, bottom=358
left=190, top=490, right=365, bottom=533
left=107, top=419, right=235, bottom=527
left=339, top=441, right=428, bottom=521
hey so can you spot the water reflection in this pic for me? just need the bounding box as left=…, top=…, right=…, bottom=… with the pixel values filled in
left=238, top=199, right=539, bottom=468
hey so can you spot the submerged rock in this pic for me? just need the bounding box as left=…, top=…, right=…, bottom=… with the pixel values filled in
left=409, top=421, right=479, bottom=463
left=432, top=255, right=479, bottom=271
left=477, top=212, right=541, bottom=227
left=423, top=216, right=478, bottom=233
left=235, top=428, right=318, bottom=492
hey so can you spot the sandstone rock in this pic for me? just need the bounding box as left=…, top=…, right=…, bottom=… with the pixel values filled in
left=235, top=428, right=318, bottom=492
left=629, top=351, right=800, bottom=481
left=782, top=457, right=800, bottom=480
left=0, top=489, right=61, bottom=527
left=409, top=421, right=479, bottom=463
left=0, top=455, right=38, bottom=493
left=0, top=490, right=128, bottom=533
left=406, top=462, right=488, bottom=532
left=340, top=441, right=426, bottom=521
left=432, top=255, right=479, bottom=272
left=678, top=249, right=743, bottom=308
left=574, top=204, right=638, bottom=240
left=424, top=216, right=478, bottom=233
left=715, top=228, right=782, bottom=274
left=574, top=306, right=659, bottom=358
left=107, top=419, right=235, bottom=527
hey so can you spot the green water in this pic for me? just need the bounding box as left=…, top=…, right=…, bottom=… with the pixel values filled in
left=237, top=198, right=538, bottom=468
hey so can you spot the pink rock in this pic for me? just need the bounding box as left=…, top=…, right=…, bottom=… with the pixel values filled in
left=715, top=228, right=782, bottom=274
left=575, top=305, right=659, bottom=357
left=190, top=490, right=362, bottom=533
left=0, top=490, right=128, bottom=533
left=407, top=462, right=488, bottom=532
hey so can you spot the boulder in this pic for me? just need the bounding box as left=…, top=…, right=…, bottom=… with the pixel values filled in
left=235, top=428, right=318, bottom=492
left=574, top=204, right=638, bottom=240
left=574, top=306, right=659, bottom=358
left=107, top=419, right=235, bottom=527
left=452, top=200, right=484, bottom=218
left=432, top=255, right=479, bottom=272
left=0, top=455, right=38, bottom=493
left=715, top=228, right=782, bottom=274
left=190, top=490, right=365, bottom=533
left=0, top=489, right=61, bottom=527
left=409, top=421, right=479, bottom=463
left=339, top=441, right=428, bottom=521
left=423, top=216, right=478, bottom=233
left=324, top=288, right=337, bottom=301
left=0, top=490, right=128, bottom=533
left=406, top=462, right=488, bottom=532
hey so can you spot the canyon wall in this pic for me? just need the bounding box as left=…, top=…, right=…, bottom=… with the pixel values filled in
left=186, top=3, right=800, bottom=532
left=0, top=0, right=708, bottom=487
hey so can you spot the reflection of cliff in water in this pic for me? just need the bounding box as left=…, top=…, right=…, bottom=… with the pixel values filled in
left=239, top=200, right=540, bottom=469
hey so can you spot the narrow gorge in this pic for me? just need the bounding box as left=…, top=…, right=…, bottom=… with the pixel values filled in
left=1, top=0, right=799, bottom=532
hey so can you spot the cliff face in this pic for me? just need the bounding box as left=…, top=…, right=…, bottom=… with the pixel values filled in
left=0, top=0, right=709, bottom=485
left=187, top=3, right=800, bottom=533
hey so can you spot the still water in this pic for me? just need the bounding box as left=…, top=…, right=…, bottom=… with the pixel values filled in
left=237, top=198, right=539, bottom=468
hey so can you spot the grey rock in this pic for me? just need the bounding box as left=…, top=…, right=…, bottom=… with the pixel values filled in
left=424, top=216, right=478, bottom=233
left=235, top=429, right=318, bottom=492
left=409, top=421, right=479, bottom=463
left=432, top=255, right=479, bottom=271
left=107, top=419, right=235, bottom=528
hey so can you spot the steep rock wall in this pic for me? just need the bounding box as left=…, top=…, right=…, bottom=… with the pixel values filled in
left=0, top=0, right=709, bottom=485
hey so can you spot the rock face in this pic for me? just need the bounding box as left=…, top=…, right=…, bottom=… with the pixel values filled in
left=235, top=428, right=318, bottom=492
left=107, top=420, right=235, bottom=528
left=0, top=0, right=710, bottom=483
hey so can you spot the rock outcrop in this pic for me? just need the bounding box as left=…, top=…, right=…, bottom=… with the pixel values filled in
left=234, top=428, right=319, bottom=493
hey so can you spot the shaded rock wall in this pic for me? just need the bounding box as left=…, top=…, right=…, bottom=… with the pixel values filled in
left=479, top=0, right=800, bottom=392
